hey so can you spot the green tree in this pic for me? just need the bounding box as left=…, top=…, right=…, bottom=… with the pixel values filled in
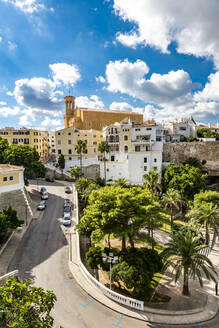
left=76, top=178, right=100, bottom=208
left=162, top=188, right=183, bottom=228
left=162, top=164, right=207, bottom=199
left=193, top=190, right=219, bottom=208
left=0, top=206, right=24, bottom=243
left=75, top=140, right=87, bottom=173
left=86, top=246, right=103, bottom=269
left=0, top=137, right=9, bottom=163
left=143, top=168, right=161, bottom=198
left=186, top=202, right=219, bottom=245
left=162, top=229, right=217, bottom=296
left=58, top=154, right=65, bottom=172
left=4, top=145, right=45, bottom=180
left=98, top=141, right=110, bottom=184
left=69, top=165, right=83, bottom=181
left=0, top=278, right=56, bottom=327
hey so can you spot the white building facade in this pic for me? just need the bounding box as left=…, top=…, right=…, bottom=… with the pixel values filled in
left=164, top=117, right=198, bottom=141
left=100, top=121, right=164, bottom=184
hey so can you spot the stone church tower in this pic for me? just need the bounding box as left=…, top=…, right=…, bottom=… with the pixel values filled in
left=64, top=96, right=75, bottom=128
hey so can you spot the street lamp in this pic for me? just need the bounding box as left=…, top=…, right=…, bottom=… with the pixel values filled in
left=102, top=252, right=118, bottom=290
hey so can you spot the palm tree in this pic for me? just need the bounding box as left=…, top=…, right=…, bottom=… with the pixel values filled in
left=162, top=229, right=217, bottom=296
left=162, top=188, right=183, bottom=228
left=186, top=203, right=219, bottom=246
left=98, top=141, right=110, bottom=184
left=143, top=168, right=161, bottom=198
left=75, top=140, right=87, bottom=175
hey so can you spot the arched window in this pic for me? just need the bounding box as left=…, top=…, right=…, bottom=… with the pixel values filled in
left=115, top=128, right=118, bottom=134
left=109, top=135, right=114, bottom=143
left=124, top=145, right=128, bottom=152
left=116, top=145, right=119, bottom=152
left=124, top=135, right=128, bottom=141
left=111, top=128, right=113, bottom=134
left=115, top=135, right=119, bottom=142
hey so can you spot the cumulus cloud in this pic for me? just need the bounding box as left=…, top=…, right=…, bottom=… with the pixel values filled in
left=105, top=59, right=198, bottom=105
left=0, top=106, right=20, bottom=117
left=49, top=63, right=81, bottom=86
left=18, top=114, right=32, bottom=126
left=76, top=95, right=104, bottom=109
left=0, top=36, right=2, bottom=42
left=0, top=0, right=46, bottom=13
left=96, top=76, right=106, bottom=83
left=113, top=0, right=219, bottom=67
left=0, top=101, right=6, bottom=105
left=41, top=117, right=62, bottom=127
left=110, top=101, right=135, bottom=112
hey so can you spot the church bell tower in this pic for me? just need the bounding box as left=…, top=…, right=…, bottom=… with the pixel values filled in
left=64, top=96, right=75, bottom=128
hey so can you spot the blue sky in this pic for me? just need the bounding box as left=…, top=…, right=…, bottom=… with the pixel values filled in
left=0, top=0, right=219, bottom=130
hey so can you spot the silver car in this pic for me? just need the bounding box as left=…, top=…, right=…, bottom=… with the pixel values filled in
left=63, top=212, right=71, bottom=226
left=41, top=191, right=49, bottom=200
left=37, top=200, right=46, bottom=210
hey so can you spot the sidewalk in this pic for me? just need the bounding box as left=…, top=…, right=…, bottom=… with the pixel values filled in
left=68, top=187, right=219, bottom=325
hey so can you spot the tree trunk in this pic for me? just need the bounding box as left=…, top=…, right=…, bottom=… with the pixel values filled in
left=122, top=236, right=126, bottom=251
left=128, top=233, right=135, bottom=248
left=151, top=228, right=154, bottom=250
left=211, top=230, right=217, bottom=250
left=104, top=154, right=106, bottom=185
left=108, top=234, right=111, bottom=250
left=182, top=268, right=190, bottom=296
left=148, top=227, right=151, bottom=237
left=205, top=222, right=210, bottom=246
left=170, top=207, right=173, bottom=229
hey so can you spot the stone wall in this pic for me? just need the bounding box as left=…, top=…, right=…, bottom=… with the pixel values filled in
left=82, top=164, right=100, bottom=179
left=163, top=142, right=219, bottom=176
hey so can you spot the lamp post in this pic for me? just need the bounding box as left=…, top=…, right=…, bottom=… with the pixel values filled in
left=102, top=252, right=118, bottom=290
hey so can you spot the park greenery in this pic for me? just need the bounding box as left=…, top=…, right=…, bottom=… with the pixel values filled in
left=0, top=137, right=45, bottom=181
left=0, top=278, right=56, bottom=328
left=0, top=206, right=23, bottom=243
left=76, top=160, right=219, bottom=300
left=197, top=127, right=219, bottom=140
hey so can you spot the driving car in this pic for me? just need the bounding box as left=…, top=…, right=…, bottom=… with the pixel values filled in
left=37, top=200, right=46, bottom=210
left=41, top=191, right=49, bottom=200
left=64, top=186, right=71, bottom=194
left=40, top=187, right=47, bottom=194
left=63, top=212, right=71, bottom=226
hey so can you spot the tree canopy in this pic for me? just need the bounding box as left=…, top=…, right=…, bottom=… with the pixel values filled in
left=0, top=206, right=24, bottom=243
left=162, top=164, right=207, bottom=199
left=0, top=278, right=56, bottom=328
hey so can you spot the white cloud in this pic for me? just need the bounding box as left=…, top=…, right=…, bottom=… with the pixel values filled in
left=0, top=106, right=20, bottom=117
left=18, top=114, right=32, bottom=126
left=49, top=63, right=81, bottom=86
left=113, top=0, right=219, bottom=67
left=96, top=76, right=106, bottom=83
left=0, top=36, right=2, bottom=42
left=8, top=40, right=17, bottom=51
left=194, top=71, right=219, bottom=102
left=41, top=117, right=62, bottom=127
left=76, top=95, right=104, bottom=109
left=1, top=0, right=45, bottom=13
left=0, top=101, right=6, bottom=105
left=110, top=101, right=135, bottom=112
left=105, top=59, right=197, bottom=105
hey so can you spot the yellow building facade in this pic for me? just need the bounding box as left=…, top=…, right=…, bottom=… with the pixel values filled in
left=55, top=126, right=103, bottom=161
left=64, top=96, right=143, bottom=130
left=0, top=164, right=24, bottom=193
left=0, top=128, right=49, bottom=162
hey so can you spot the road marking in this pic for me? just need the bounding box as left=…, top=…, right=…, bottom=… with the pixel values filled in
left=62, top=281, right=77, bottom=288
left=112, top=314, right=123, bottom=327
left=80, top=299, right=94, bottom=308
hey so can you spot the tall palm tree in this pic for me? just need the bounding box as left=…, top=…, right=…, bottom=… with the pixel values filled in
left=186, top=203, right=219, bottom=246
left=98, top=141, right=110, bottom=184
left=162, top=229, right=217, bottom=296
left=143, top=168, right=161, bottom=198
left=75, top=140, right=87, bottom=175
left=162, top=188, right=183, bottom=228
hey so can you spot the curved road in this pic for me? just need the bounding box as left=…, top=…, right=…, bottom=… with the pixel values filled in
left=8, top=180, right=219, bottom=328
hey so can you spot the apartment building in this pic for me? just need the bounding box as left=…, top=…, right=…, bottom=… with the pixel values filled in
left=101, top=120, right=164, bottom=184
left=55, top=126, right=103, bottom=168
left=48, top=131, right=56, bottom=155
left=163, top=117, right=197, bottom=141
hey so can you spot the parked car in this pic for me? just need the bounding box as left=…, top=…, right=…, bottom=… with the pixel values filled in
left=64, top=205, right=71, bottom=215
left=63, top=212, right=71, bottom=226
left=64, top=199, right=71, bottom=207
left=41, top=191, right=49, bottom=200
left=40, top=187, right=47, bottom=194
left=46, top=176, right=54, bottom=182
left=37, top=200, right=46, bottom=210
left=65, top=186, right=71, bottom=194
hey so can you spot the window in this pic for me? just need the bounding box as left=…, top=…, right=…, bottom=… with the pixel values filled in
left=84, top=140, right=87, bottom=144
left=93, top=135, right=96, bottom=138
left=85, top=134, right=87, bottom=137
left=135, top=146, right=140, bottom=152
left=93, top=141, right=97, bottom=145
left=144, top=166, right=147, bottom=171
left=58, top=132, right=61, bottom=135
left=156, top=136, right=162, bottom=141
left=154, top=158, right=157, bottom=163
left=18, top=138, right=23, bottom=142
left=85, top=149, right=88, bottom=154
left=58, top=140, right=61, bottom=145
left=68, top=149, right=72, bottom=154
left=135, top=128, right=140, bottom=131
left=58, top=149, right=61, bottom=154
left=111, top=155, right=115, bottom=161
left=34, top=138, right=38, bottom=143
left=124, top=145, right=128, bottom=152
left=3, top=177, right=7, bottom=182
left=179, top=126, right=186, bottom=131
left=69, top=157, right=72, bottom=160
left=153, top=166, right=158, bottom=171
left=68, top=140, right=71, bottom=145
left=146, top=127, right=152, bottom=131
left=34, top=132, right=38, bottom=136
left=116, top=145, right=119, bottom=152
left=115, top=135, right=119, bottom=142
left=124, top=135, right=128, bottom=141
left=144, top=157, right=147, bottom=163
left=13, top=138, right=18, bottom=144
left=68, top=132, right=71, bottom=136
left=146, top=146, right=150, bottom=151
left=10, top=176, right=13, bottom=181
left=94, top=148, right=96, bottom=152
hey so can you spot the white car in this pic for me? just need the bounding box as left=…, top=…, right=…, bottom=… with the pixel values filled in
left=63, top=212, right=71, bottom=226
left=41, top=192, right=48, bottom=200
left=37, top=200, right=46, bottom=210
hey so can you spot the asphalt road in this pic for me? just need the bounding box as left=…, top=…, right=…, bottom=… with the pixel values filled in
left=8, top=180, right=219, bottom=328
